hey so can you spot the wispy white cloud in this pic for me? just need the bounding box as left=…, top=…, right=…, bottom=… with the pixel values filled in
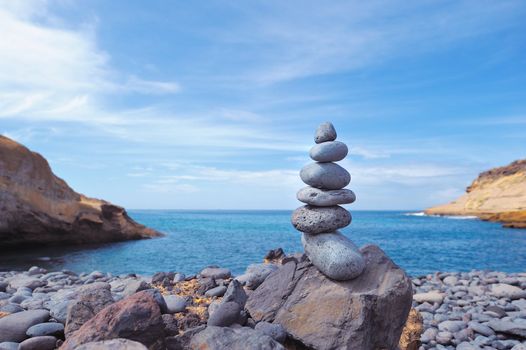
left=0, top=1, right=180, bottom=125
left=216, top=1, right=523, bottom=84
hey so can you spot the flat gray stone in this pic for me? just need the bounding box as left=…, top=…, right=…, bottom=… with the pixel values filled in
left=302, top=231, right=365, bottom=281
left=75, top=338, right=148, bottom=350
left=18, top=336, right=56, bottom=350
left=0, top=342, right=18, bottom=350
left=205, top=285, right=227, bottom=297
left=292, top=205, right=351, bottom=234
left=163, top=295, right=187, bottom=314
left=26, top=322, right=64, bottom=337
left=491, top=283, right=526, bottom=300
left=200, top=267, right=231, bottom=280
left=0, top=309, right=50, bottom=342
left=310, top=141, right=348, bottom=162
left=487, top=318, right=526, bottom=338
left=190, top=326, right=284, bottom=350
left=315, top=122, right=337, bottom=144
left=297, top=187, right=355, bottom=206
left=300, top=163, right=350, bottom=190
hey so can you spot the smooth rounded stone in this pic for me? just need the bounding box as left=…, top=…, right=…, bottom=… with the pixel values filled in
left=0, top=292, right=10, bottom=300
left=254, top=322, right=287, bottom=343
left=469, top=321, right=496, bottom=336
left=200, top=267, right=231, bottom=280
left=301, top=231, right=365, bottom=281
left=0, top=282, right=8, bottom=292
left=420, top=327, right=438, bottom=343
left=487, top=318, right=526, bottom=337
left=173, top=273, right=185, bottom=283
left=26, top=322, right=64, bottom=338
left=296, top=187, right=356, bottom=206
left=457, top=341, right=480, bottom=350
left=27, top=267, right=46, bottom=276
left=205, top=286, right=227, bottom=297
left=74, top=338, right=148, bottom=350
left=300, top=163, right=350, bottom=190
left=163, top=295, right=187, bottom=314
left=491, top=284, right=526, bottom=300
left=8, top=294, right=28, bottom=304
left=0, top=303, right=24, bottom=314
left=413, top=290, right=445, bottom=304
left=314, top=122, right=337, bottom=143
left=18, top=336, right=56, bottom=350
left=309, top=141, right=348, bottom=162
left=438, top=320, right=466, bottom=333
left=443, top=276, right=458, bottom=285
left=0, top=342, right=19, bottom=350
left=292, top=205, right=351, bottom=234
left=208, top=301, right=242, bottom=327
left=435, top=331, right=453, bottom=344
left=0, top=309, right=50, bottom=342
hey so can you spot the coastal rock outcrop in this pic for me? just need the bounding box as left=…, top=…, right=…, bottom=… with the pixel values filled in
left=426, top=159, right=526, bottom=228
left=0, top=135, right=161, bottom=247
left=246, top=245, right=413, bottom=350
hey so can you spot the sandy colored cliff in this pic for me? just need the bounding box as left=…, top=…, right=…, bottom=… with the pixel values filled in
left=0, top=135, right=162, bottom=248
left=426, top=159, right=526, bottom=228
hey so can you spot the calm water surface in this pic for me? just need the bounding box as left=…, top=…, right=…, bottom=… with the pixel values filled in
left=1, top=210, right=525, bottom=276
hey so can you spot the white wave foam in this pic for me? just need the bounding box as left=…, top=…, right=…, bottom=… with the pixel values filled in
left=404, top=212, right=426, bottom=216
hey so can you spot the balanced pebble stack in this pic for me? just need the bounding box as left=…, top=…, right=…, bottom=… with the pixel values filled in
left=291, top=122, right=365, bottom=281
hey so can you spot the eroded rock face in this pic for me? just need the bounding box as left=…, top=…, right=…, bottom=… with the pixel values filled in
left=0, top=135, right=161, bottom=248
left=246, top=245, right=412, bottom=350
left=60, top=290, right=164, bottom=350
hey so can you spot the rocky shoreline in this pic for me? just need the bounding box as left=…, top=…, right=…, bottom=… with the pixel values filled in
left=0, top=251, right=525, bottom=350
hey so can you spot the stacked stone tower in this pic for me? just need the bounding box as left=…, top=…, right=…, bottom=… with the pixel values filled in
left=291, top=122, right=365, bottom=280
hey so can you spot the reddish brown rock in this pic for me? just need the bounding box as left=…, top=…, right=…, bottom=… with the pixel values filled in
left=60, top=290, right=164, bottom=350
left=65, top=282, right=114, bottom=337
left=246, top=245, right=412, bottom=350
left=0, top=135, right=161, bottom=248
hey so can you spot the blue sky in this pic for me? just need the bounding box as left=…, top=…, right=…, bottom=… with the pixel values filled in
left=1, top=0, right=525, bottom=210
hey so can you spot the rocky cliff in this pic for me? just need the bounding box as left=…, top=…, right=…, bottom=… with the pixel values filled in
left=426, top=160, right=526, bottom=228
left=0, top=135, right=161, bottom=248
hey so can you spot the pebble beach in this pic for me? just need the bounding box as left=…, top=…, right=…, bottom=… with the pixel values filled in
left=1, top=256, right=526, bottom=349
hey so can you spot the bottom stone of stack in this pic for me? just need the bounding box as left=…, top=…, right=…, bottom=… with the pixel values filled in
left=302, top=231, right=365, bottom=281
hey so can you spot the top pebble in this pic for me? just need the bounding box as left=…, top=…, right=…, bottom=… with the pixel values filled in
left=315, top=122, right=337, bottom=144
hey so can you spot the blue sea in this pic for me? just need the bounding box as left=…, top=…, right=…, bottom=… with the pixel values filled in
left=1, top=210, right=525, bottom=277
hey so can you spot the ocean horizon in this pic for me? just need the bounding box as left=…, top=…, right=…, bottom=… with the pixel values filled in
left=1, top=210, right=525, bottom=277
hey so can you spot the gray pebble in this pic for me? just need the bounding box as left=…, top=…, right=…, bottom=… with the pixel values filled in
left=205, top=286, right=227, bottom=297
left=292, top=205, right=351, bottom=234
left=315, top=122, right=337, bottom=143
left=309, top=141, right=348, bottom=162
left=296, top=187, right=355, bottom=206
left=300, top=162, right=350, bottom=190
left=302, top=231, right=365, bottom=281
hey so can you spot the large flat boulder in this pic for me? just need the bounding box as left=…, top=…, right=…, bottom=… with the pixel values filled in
left=246, top=244, right=413, bottom=350
left=0, top=135, right=161, bottom=248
